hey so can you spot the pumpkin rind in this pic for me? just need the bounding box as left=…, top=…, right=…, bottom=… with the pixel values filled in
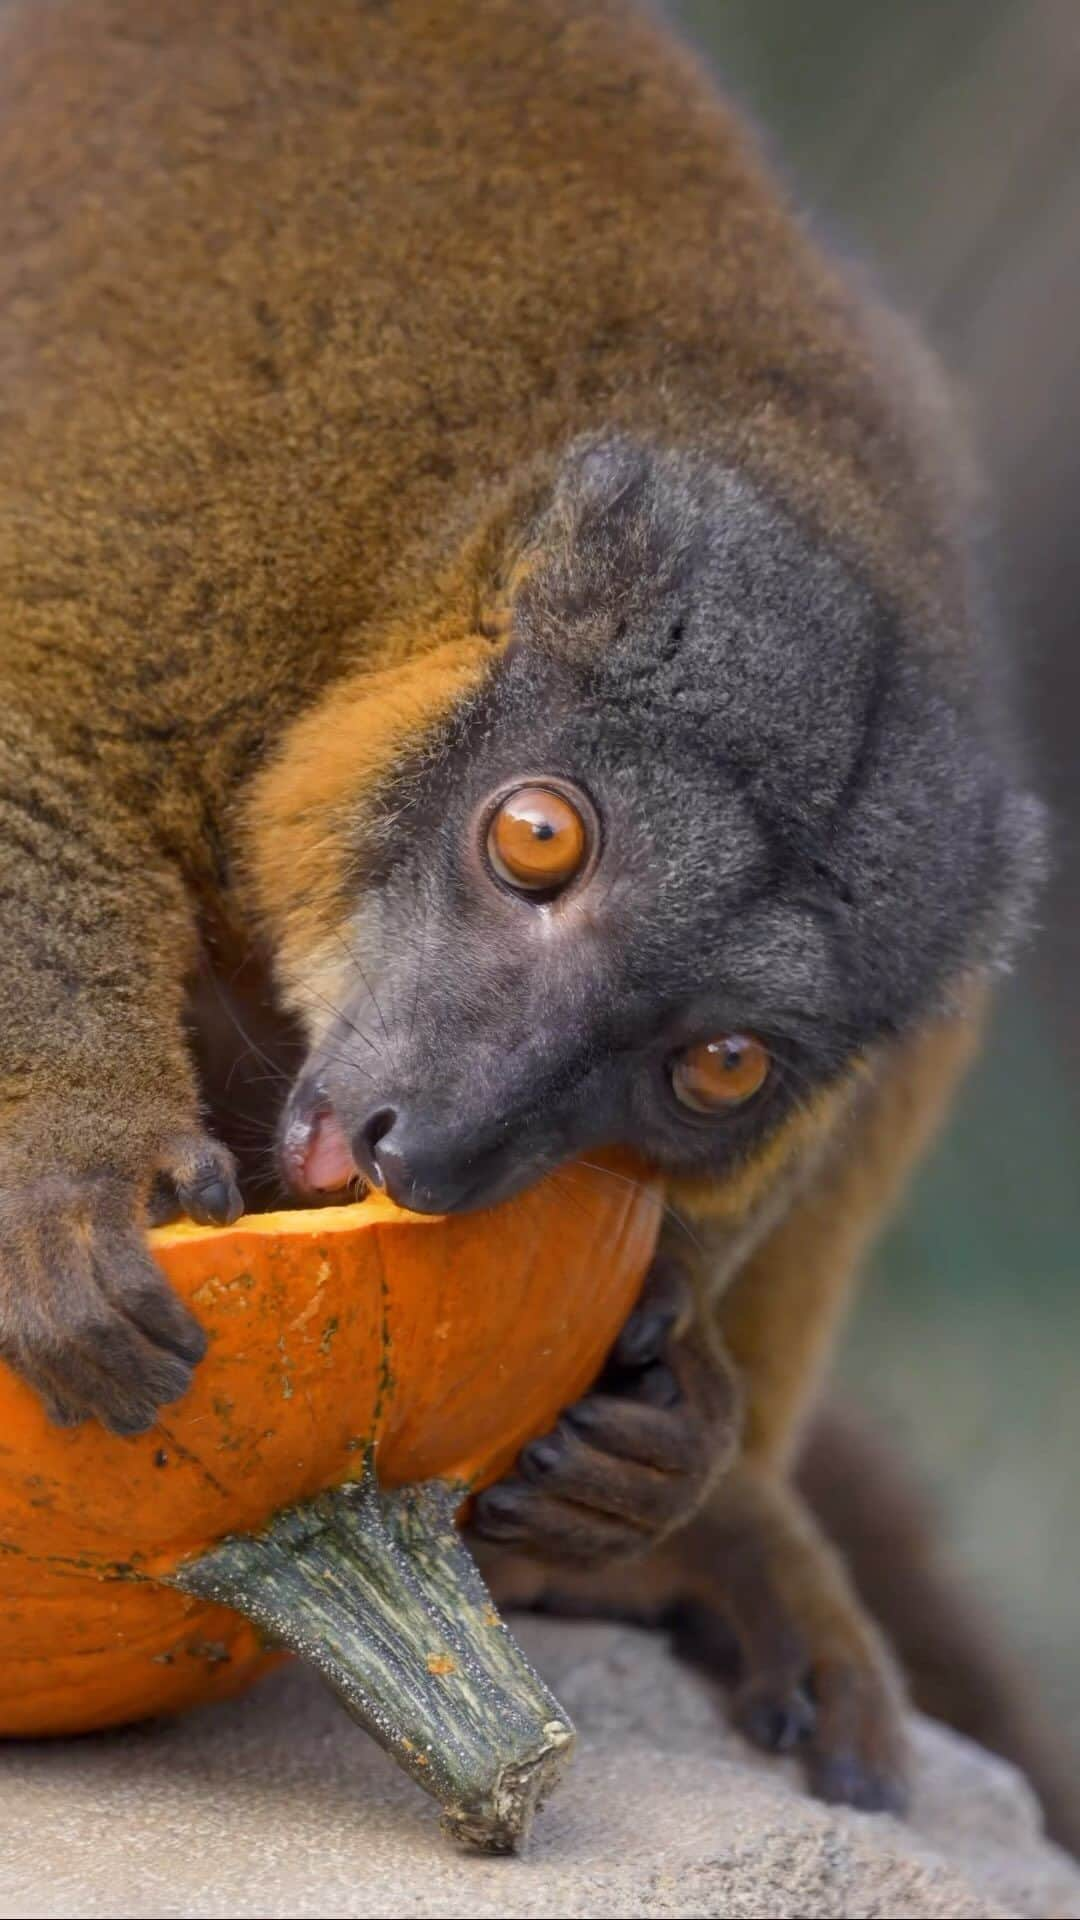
left=0, top=1157, right=660, bottom=1737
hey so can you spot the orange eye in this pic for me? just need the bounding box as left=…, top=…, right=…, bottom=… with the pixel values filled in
left=671, top=1034, right=769, bottom=1112
left=487, top=785, right=588, bottom=893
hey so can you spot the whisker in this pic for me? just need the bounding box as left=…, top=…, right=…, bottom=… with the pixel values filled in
left=208, top=1105, right=283, bottom=1141
left=289, top=979, right=383, bottom=1057
left=549, top=1168, right=608, bottom=1233
left=199, top=963, right=295, bottom=1091
left=332, top=930, right=390, bottom=1046
left=771, top=1055, right=840, bottom=1104
left=408, top=896, right=430, bottom=1043
left=561, top=1155, right=706, bottom=1256
left=312, top=1047, right=380, bottom=1087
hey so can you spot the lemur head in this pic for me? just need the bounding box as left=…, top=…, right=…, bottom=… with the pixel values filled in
left=258, top=433, right=1041, bottom=1214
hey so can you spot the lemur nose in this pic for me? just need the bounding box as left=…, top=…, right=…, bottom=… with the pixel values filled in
left=357, top=1111, right=478, bottom=1215
left=353, top=1108, right=397, bottom=1193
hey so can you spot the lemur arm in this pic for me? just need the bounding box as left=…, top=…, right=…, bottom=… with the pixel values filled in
left=0, top=712, right=240, bottom=1432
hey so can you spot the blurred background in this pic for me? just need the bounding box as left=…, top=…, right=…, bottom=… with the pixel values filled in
left=669, top=0, right=1080, bottom=1741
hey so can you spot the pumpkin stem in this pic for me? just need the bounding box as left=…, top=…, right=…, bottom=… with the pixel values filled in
left=167, top=1464, right=574, bottom=1851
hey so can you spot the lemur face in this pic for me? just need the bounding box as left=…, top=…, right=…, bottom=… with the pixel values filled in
left=279, top=438, right=1037, bottom=1213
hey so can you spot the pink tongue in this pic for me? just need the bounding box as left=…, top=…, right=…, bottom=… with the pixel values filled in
left=304, top=1110, right=360, bottom=1192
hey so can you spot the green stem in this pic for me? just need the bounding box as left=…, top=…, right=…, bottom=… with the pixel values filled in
left=167, top=1465, right=574, bottom=1851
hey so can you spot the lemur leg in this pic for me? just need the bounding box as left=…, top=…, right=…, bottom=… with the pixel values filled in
left=716, top=991, right=986, bottom=1476
left=478, top=1460, right=906, bottom=1809
left=477, top=992, right=986, bottom=1814
left=679, top=998, right=985, bottom=1808
left=673, top=1464, right=908, bottom=1808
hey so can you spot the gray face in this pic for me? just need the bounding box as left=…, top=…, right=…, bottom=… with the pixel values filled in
left=280, top=438, right=1039, bottom=1213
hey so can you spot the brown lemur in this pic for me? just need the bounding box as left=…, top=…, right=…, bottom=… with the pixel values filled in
left=0, top=0, right=1050, bottom=1829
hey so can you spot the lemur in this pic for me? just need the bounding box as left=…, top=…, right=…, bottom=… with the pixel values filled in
left=0, top=0, right=1052, bottom=1831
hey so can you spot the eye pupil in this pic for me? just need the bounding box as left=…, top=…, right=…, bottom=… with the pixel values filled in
left=671, top=1033, right=769, bottom=1112
left=487, top=785, right=588, bottom=893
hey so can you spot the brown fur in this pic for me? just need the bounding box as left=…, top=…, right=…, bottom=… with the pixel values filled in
left=798, top=1408, right=1080, bottom=1855
left=0, top=0, right=1062, bottom=1836
left=717, top=986, right=988, bottom=1466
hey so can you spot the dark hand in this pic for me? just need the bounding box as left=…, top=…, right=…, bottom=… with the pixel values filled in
left=471, top=1253, right=740, bottom=1565
left=0, top=1128, right=241, bottom=1434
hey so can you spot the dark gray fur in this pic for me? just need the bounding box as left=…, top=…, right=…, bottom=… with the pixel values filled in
left=286, top=435, right=1045, bottom=1214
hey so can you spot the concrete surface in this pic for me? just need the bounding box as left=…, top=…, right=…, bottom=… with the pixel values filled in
left=1, top=1619, right=1077, bottom=1919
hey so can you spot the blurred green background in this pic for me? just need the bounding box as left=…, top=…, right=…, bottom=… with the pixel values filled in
left=669, top=1, right=1080, bottom=1733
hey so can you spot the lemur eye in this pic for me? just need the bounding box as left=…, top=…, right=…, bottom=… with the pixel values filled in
left=487, top=785, right=587, bottom=893
left=671, top=1034, right=769, bottom=1112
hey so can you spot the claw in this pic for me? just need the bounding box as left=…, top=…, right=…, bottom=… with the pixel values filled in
left=736, top=1683, right=816, bottom=1753
left=613, top=1305, right=678, bottom=1368
left=812, top=1752, right=909, bottom=1815
left=179, top=1172, right=244, bottom=1227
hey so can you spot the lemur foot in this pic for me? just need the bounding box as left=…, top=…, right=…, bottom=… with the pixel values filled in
left=672, top=1465, right=910, bottom=1814
left=0, top=1130, right=240, bottom=1434
left=739, top=1653, right=907, bottom=1813
left=471, top=1254, right=740, bottom=1564
left=478, top=1456, right=909, bottom=1818
left=671, top=1596, right=908, bottom=1813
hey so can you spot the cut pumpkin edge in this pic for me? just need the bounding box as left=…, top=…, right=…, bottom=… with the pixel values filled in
left=148, top=1192, right=440, bottom=1249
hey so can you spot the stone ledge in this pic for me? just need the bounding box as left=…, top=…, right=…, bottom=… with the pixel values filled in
left=1, top=1620, right=1077, bottom=1919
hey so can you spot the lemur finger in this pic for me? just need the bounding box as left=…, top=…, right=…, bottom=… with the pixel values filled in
left=671, top=1574, right=817, bottom=1754
left=14, top=1287, right=192, bottom=1436
left=470, top=1480, right=643, bottom=1563
left=518, top=1420, right=685, bottom=1529
left=156, top=1133, right=243, bottom=1229
left=37, top=1226, right=201, bottom=1428
left=610, top=1255, right=695, bottom=1368
left=123, top=1284, right=208, bottom=1367
left=146, top=1172, right=182, bottom=1227
left=0, top=1171, right=207, bottom=1433
left=668, top=1589, right=810, bottom=1758
left=734, top=1671, right=816, bottom=1755
left=49, top=1290, right=195, bottom=1435
left=806, top=1656, right=909, bottom=1815
left=38, top=1380, right=86, bottom=1429
left=9, top=1350, right=89, bottom=1430
left=560, top=1392, right=699, bottom=1473
left=95, top=1229, right=208, bottom=1366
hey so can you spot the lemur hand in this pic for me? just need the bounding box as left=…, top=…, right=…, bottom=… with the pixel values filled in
left=472, top=1253, right=740, bottom=1563
left=0, top=1126, right=242, bottom=1435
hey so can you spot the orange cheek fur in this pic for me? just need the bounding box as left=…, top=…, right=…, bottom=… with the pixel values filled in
left=243, top=632, right=500, bottom=993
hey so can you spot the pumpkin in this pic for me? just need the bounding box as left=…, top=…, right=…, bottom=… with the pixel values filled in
left=0, top=1154, right=660, bottom=1848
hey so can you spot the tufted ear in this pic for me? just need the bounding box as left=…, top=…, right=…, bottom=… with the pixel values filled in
left=511, top=433, right=706, bottom=657
left=982, top=783, right=1050, bottom=974
left=549, top=432, right=653, bottom=523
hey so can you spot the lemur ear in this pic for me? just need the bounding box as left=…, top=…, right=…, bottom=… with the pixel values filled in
left=983, top=784, right=1049, bottom=973
left=480, top=436, right=648, bottom=640
left=549, top=432, right=651, bottom=525
left=480, top=440, right=646, bottom=645
left=478, top=546, right=540, bottom=648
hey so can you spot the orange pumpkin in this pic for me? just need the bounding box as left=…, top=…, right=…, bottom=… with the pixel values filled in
left=0, top=1155, right=660, bottom=1848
